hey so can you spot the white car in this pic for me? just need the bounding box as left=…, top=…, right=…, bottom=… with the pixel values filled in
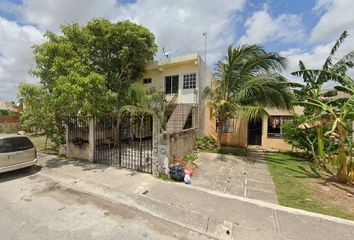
left=0, top=134, right=37, bottom=173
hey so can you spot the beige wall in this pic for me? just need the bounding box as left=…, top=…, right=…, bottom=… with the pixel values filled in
left=204, top=107, right=248, bottom=147
left=204, top=108, right=292, bottom=150
left=163, top=128, right=197, bottom=159
left=66, top=142, right=91, bottom=161
left=261, top=115, right=292, bottom=151
left=139, top=60, right=200, bottom=103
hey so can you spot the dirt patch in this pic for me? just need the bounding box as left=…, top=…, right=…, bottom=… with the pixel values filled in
left=310, top=178, right=354, bottom=215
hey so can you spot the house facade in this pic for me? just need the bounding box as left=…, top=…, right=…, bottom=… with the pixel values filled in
left=140, top=53, right=301, bottom=151
left=139, top=53, right=213, bottom=134
left=204, top=107, right=303, bottom=151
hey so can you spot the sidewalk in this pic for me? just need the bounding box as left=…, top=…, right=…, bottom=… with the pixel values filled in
left=193, top=151, right=278, bottom=204
left=38, top=155, right=354, bottom=240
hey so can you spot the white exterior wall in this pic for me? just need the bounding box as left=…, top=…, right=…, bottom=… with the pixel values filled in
left=139, top=54, right=213, bottom=135
left=140, top=60, right=200, bottom=104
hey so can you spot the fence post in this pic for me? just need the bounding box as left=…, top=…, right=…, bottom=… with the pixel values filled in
left=88, top=117, right=95, bottom=163
left=65, top=119, right=71, bottom=158
left=152, top=117, right=170, bottom=176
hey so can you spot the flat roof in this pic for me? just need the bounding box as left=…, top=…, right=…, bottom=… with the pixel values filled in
left=146, top=53, right=199, bottom=70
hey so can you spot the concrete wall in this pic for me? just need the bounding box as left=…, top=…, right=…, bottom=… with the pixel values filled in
left=139, top=59, right=200, bottom=103
left=204, top=107, right=248, bottom=147
left=0, top=116, right=20, bottom=133
left=163, top=128, right=197, bottom=159
left=66, top=119, right=94, bottom=162
left=261, top=115, right=292, bottom=151
left=66, top=142, right=91, bottom=160
left=204, top=109, right=292, bottom=150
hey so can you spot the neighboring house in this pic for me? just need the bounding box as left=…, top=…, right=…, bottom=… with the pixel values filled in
left=139, top=53, right=213, bottom=134
left=204, top=106, right=304, bottom=151
left=0, top=102, right=14, bottom=110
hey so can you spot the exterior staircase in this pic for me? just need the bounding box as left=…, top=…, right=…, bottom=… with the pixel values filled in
left=166, top=104, right=194, bottom=132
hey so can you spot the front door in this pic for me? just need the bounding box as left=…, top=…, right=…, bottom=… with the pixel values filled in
left=181, top=73, right=197, bottom=103
left=248, top=119, right=262, bottom=145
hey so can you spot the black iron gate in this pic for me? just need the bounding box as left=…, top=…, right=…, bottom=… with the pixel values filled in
left=94, top=115, right=153, bottom=173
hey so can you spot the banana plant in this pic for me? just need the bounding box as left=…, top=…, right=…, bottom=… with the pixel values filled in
left=303, top=85, right=354, bottom=182
left=292, top=31, right=354, bottom=165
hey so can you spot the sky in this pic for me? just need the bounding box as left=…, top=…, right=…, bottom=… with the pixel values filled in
left=0, top=0, right=353, bottom=102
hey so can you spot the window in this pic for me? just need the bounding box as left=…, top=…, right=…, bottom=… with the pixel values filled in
left=0, top=137, right=34, bottom=153
left=216, top=118, right=234, bottom=133
left=183, top=73, right=196, bottom=89
left=143, top=78, right=152, bottom=84
left=165, top=75, right=179, bottom=94
left=267, top=116, right=292, bottom=138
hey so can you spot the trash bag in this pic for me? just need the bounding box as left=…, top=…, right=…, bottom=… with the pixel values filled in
left=184, top=174, right=191, bottom=184
left=184, top=168, right=193, bottom=177
left=169, top=165, right=185, bottom=182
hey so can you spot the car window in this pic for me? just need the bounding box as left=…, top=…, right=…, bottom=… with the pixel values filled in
left=0, top=137, right=34, bottom=153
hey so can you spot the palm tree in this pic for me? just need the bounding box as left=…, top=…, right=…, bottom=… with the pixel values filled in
left=304, top=84, right=354, bottom=182
left=292, top=31, right=354, bottom=165
left=119, top=83, right=165, bottom=167
left=204, top=45, right=294, bottom=149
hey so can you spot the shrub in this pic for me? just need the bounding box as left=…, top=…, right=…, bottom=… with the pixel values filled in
left=282, top=116, right=330, bottom=158
left=195, top=135, right=216, bottom=150
left=183, top=153, right=198, bottom=162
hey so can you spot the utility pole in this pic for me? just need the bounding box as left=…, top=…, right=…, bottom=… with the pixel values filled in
left=203, top=32, right=207, bottom=65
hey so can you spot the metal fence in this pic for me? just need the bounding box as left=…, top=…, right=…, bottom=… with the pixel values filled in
left=65, top=116, right=90, bottom=146
left=94, top=115, right=153, bottom=173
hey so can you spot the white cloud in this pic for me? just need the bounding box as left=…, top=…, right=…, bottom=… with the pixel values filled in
left=115, top=0, right=246, bottom=64
left=311, top=0, right=354, bottom=43
left=280, top=0, right=354, bottom=85
left=0, top=17, right=43, bottom=101
left=280, top=38, right=354, bottom=86
left=0, top=0, right=247, bottom=101
left=14, top=0, right=121, bottom=32
left=239, top=7, right=305, bottom=45
left=12, top=0, right=246, bottom=64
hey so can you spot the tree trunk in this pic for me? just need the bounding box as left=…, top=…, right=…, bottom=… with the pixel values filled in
left=44, top=135, right=48, bottom=151
left=315, top=126, right=325, bottom=166
left=337, top=125, right=348, bottom=183
left=216, top=120, right=225, bottom=150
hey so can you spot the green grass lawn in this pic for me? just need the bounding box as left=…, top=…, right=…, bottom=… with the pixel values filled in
left=27, top=135, right=56, bottom=153
left=205, top=148, right=248, bottom=157
left=265, top=152, right=354, bottom=221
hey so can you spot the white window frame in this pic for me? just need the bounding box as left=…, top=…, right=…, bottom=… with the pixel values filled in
left=164, top=75, right=179, bottom=94
left=183, top=73, right=197, bottom=89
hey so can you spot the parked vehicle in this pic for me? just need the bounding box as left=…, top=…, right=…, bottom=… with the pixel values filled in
left=0, top=134, right=37, bottom=173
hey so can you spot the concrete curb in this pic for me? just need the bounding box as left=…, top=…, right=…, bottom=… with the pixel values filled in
left=180, top=183, right=354, bottom=226
left=37, top=170, right=220, bottom=240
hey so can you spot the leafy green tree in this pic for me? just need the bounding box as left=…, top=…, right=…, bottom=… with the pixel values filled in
left=0, top=109, right=10, bottom=115
left=20, top=19, right=157, bottom=146
left=204, top=45, right=294, bottom=149
left=292, top=31, right=354, bottom=165
left=282, top=115, right=323, bottom=161
left=32, top=18, right=157, bottom=108
left=17, top=83, right=58, bottom=148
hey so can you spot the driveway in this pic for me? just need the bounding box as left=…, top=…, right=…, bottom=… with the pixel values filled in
left=193, top=150, right=278, bottom=204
